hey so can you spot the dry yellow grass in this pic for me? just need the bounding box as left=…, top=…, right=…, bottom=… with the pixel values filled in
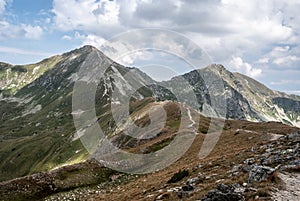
left=85, top=101, right=300, bottom=201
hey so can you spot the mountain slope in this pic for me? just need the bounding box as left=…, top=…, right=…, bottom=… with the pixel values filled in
left=1, top=100, right=299, bottom=200
left=157, top=64, right=300, bottom=127
left=0, top=46, right=154, bottom=181
left=0, top=46, right=299, bottom=182
left=0, top=56, right=63, bottom=96
left=0, top=46, right=300, bottom=200
left=233, top=72, right=300, bottom=126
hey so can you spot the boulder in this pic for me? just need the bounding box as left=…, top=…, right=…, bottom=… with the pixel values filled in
left=248, top=165, right=275, bottom=183
left=201, top=184, right=245, bottom=201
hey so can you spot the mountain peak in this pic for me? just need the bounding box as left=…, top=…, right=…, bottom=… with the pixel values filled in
left=66, top=45, right=114, bottom=63
left=79, top=45, right=98, bottom=52
left=205, top=63, right=228, bottom=73
left=202, top=63, right=234, bottom=79
left=63, top=45, right=99, bottom=56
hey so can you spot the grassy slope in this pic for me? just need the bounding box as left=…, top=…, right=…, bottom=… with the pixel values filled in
left=87, top=116, right=299, bottom=201
left=0, top=98, right=299, bottom=200
left=0, top=65, right=154, bottom=182
left=37, top=99, right=299, bottom=201
left=0, top=56, right=62, bottom=96
left=0, top=49, right=91, bottom=181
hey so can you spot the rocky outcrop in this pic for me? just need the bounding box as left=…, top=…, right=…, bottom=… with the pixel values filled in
left=201, top=184, right=245, bottom=201
left=201, top=131, right=300, bottom=201
left=248, top=165, right=275, bottom=183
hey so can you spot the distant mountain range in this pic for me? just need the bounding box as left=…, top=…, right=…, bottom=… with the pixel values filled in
left=0, top=45, right=299, bottom=181
left=159, top=64, right=300, bottom=127
left=1, top=46, right=299, bottom=126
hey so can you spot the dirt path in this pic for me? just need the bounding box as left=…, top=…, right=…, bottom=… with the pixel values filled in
left=186, top=107, right=195, bottom=129
left=271, top=172, right=300, bottom=201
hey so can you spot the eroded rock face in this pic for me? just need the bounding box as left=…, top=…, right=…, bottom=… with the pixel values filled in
left=157, top=64, right=300, bottom=127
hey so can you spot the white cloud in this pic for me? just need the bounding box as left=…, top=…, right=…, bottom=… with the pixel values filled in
left=45, top=18, right=51, bottom=24
left=0, top=0, right=6, bottom=15
left=0, top=0, right=10, bottom=15
left=272, top=46, right=290, bottom=53
left=0, top=46, right=53, bottom=56
left=51, top=1, right=300, bottom=63
left=271, top=79, right=300, bottom=85
left=74, top=32, right=107, bottom=49
left=257, top=57, right=269, bottom=64
left=50, top=0, right=300, bottom=85
left=229, top=56, right=262, bottom=78
left=22, top=24, right=43, bottom=39
left=0, top=21, right=43, bottom=40
left=273, top=55, right=300, bottom=65
left=62, top=35, right=72, bottom=40
left=268, top=46, right=291, bottom=58
left=261, top=45, right=300, bottom=68
left=52, top=0, right=121, bottom=36
left=120, top=51, right=144, bottom=65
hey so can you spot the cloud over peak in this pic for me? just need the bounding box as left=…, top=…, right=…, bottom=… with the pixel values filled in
left=229, top=56, right=262, bottom=78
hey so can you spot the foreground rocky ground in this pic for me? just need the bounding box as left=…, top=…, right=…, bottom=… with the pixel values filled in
left=0, top=119, right=299, bottom=201
left=201, top=131, right=300, bottom=201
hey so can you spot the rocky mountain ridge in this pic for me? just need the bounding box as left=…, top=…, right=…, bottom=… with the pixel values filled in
left=151, top=63, right=300, bottom=127
left=1, top=46, right=299, bottom=127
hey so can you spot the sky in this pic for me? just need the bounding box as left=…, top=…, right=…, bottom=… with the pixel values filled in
left=0, top=0, right=299, bottom=95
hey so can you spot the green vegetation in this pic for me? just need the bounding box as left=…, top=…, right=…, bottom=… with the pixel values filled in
left=0, top=56, right=62, bottom=96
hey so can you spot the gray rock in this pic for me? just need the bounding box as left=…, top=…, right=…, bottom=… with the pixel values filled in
left=280, top=159, right=300, bottom=171
left=186, top=176, right=200, bottom=185
left=261, top=155, right=283, bottom=166
left=248, top=165, right=275, bottom=183
left=182, top=184, right=194, bottom=192
left=229, top=164, right=242, bottom=173
left=244, top=158, right=255, bottom=165
left=242, top=165, right=252, bottom=173
left=286, top=132, right=300, bottom=139
left=201, top=184, right=245, bottom=201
